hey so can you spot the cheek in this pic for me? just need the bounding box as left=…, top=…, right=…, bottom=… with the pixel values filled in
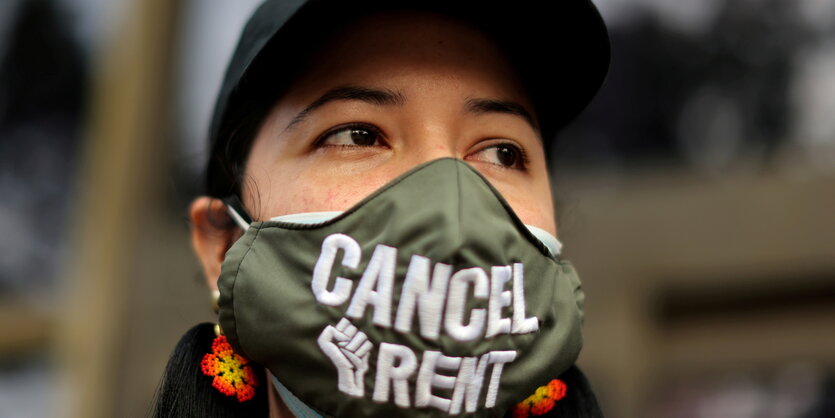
left=245, top=160, right=400, bottom=218
left=493, top=180, right=557, bottom=236
left=288, top=181, right=377, bottom=211
left=243, top=128, right=395, bottom=217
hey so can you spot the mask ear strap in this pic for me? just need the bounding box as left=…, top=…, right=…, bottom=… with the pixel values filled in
left=222, top=195, right=253, bottom=231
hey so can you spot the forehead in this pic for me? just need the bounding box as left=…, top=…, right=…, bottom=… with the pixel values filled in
left=278, top=10, right=535, bottom=114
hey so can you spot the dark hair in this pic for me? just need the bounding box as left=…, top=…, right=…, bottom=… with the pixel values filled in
left=150, top=323, right=269, bottom=418
left=536, top=365, right=606, bottom=418
left=204, top=8, right=342, bottom=200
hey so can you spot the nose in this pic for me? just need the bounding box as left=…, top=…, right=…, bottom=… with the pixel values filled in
left=398, top=127, right=460, bottom=168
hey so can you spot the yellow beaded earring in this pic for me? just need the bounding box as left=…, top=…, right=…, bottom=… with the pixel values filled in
left=201, top=289, right=258, bottom=402
left=511, top=379, right=568, bottom=418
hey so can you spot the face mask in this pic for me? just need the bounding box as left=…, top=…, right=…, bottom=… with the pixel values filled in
left=217, top=158, right=585, bottom=417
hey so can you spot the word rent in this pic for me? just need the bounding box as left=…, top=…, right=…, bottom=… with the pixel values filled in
left=311, top=233, right=539, bottom=414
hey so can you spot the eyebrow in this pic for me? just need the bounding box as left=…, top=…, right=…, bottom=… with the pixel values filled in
left=283, top=85, right=539, bottom=134
left=464, top=97, right=540, bottom=134
left=284, top=85, right=406, bottom=131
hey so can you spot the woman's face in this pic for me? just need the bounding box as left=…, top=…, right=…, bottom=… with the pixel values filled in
left=190, top=10, right=557, bottom=287
left=243, top=10, right=556, bottom=235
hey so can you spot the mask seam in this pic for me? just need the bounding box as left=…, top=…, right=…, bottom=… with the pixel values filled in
left=227, top=223, right=263, bottom=360
left=456, top=162, right=559, bottom=262
left=455, top=161, right=463, bottom=249
left=465, top=171, right=559, bottom=262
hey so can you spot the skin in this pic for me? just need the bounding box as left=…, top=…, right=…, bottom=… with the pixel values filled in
left=189, top=11, right=558, bottom=416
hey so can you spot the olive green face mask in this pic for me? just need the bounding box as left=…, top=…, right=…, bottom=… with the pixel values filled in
left=217, top=158, right=585, bottom=417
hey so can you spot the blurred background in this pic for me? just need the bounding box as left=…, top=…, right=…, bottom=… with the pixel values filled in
left=0, top=0, right=833, bottom=417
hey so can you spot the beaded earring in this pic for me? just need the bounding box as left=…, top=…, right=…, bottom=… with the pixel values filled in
left=201, top=290, right=259, bottom=402
left=511, top=379, right=568, bottom=418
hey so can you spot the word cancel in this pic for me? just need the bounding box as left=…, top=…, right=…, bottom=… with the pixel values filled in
left=311, top=233, right=540, bottom=414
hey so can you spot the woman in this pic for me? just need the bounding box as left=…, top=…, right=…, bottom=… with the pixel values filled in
left=153, top=0, right=610, bottom=417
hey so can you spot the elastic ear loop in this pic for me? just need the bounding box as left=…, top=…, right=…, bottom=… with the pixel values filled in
left=203, top=197, right=259, bottom=402
left=222, top=195, right=253, bottom=231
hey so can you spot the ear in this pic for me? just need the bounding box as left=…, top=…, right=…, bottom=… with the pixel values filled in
left=189, top=196, right=241, bottom=291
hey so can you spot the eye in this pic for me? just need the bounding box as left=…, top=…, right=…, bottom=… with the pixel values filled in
left=316, top=123, right=386, bottom=147
left=469, top=143, right=529, bottom=170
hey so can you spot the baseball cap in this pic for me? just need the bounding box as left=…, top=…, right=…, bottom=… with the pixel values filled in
left=205, top=0, right=610, bottom=196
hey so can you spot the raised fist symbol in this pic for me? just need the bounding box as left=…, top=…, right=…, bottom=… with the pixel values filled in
left=317, top=318, right=374, bottom=397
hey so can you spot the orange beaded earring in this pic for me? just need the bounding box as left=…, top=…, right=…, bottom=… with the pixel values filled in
left=511, top=379, right=568, bottom=418
left=201, top=290, right=259, bottom=402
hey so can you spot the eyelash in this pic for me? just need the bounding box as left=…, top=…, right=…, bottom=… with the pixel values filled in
left=313, top=122, right=388, bottom=148
left=470, top=141, right=531, bottom=171
left=313, top=122, right=530, bottom=170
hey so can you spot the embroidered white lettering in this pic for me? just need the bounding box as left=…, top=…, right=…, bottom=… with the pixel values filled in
left=311, top=234, right=361, bottom=306
left=486, top=265, right=513, bottom=338
left=445, top=267, right=489, bottom=342
left=511, top=263, right=539, bottom=334
left=449, top=356, right=488, bottom=414
left=346, top=244, right=397, bottom=326
left=415, top=351, right=462, bottom=412
left=394, top=256, right=452, bottom=340
left=484, top=351, right=517, bottom=407
left=373, top=343, right=418, bottom=407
